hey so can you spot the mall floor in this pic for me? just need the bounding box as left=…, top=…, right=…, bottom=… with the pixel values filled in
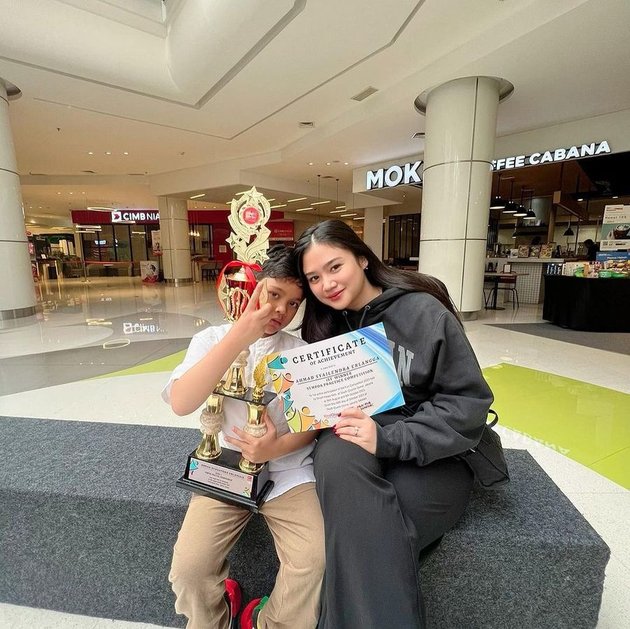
left=1, top=275, right=628, bottom=629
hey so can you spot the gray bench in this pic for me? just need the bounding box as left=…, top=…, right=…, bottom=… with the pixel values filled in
left=0, top=417, right=609, bottom=628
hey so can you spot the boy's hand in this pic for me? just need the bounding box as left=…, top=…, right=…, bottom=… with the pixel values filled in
left=231, top=280, right=275, bottom=344
left=225, top=413, right=278, bottom=463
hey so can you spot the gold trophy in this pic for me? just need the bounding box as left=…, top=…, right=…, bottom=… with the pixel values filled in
left=177, top=187, right=276, bottom=512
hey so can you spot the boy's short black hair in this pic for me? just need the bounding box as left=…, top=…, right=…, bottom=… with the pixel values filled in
left=258, top=244, right=301, bottom=283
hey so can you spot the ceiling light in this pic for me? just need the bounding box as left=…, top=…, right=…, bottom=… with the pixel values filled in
left=612, top=196, right=619, bottom=199
left=267, top=198, right=275, bottom=202
left=270, top=204, right=287, bottom=208
left=190, top=193, right=205, bottom=199
left=308, top=162, right=314, bottom=166
left=88, top=151, right=94, bottom=155
left=353, top=217, right=365, bottom=221
left=340, top=213, right=357, bottom=217
left=330, top=209, right=347, bottom=214
left=489, top=198, right=506, bottom=209
left=326, top=162, right=331, bottom=166
left=525, top=209, right=536, bottom=218
left=577, top=198, right=584, bottom=202
left=57, top=192, right=61, bottom=195
left=295, top=207, right=314, bottom=212
left=287, top=197, right=307, bottom=203
left=311, top=201, right=330, bottom=205
left=335, top=205, right=345, bottom=209
left=105, top=151, right=111, bottom=155
left=344, top=162, right=349, bottom=165
left=123, top=152, right=129, bottom=155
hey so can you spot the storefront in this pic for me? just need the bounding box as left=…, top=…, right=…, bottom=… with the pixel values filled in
left=71, top=208, right=294, bottom=277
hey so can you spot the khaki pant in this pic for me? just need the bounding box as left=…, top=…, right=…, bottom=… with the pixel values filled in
left=169, top=483, right=325, bottom=629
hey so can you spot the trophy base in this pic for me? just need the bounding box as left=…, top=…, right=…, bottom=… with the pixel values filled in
left=177, top=447, right=273, bottom=513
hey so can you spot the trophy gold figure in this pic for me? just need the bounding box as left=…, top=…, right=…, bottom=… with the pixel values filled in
left=177, top=187, right=276, bottom=512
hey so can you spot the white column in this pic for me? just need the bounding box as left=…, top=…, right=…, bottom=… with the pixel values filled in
left=158, top=196, right=192, bottom=284
left=0, top=79, right=37, bottom=322
left=416, top=76, right=513, bottom=314
left=363, top=206, right=384, bottom=260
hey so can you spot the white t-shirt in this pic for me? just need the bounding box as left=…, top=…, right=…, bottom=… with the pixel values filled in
left=162, top=325, right=314, bottom=501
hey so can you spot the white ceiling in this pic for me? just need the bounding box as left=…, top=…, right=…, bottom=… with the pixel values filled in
left=2, top=0, right=629, bottom=228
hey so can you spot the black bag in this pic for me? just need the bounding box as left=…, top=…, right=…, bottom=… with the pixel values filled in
left=457, top=410, right=510, bottom=489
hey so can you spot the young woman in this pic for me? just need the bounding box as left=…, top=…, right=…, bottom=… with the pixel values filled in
left=293, top=220, right=493, bottom=629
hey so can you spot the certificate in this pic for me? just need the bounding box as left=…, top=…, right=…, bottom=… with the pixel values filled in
left=265, top=323, right=404, bottom=432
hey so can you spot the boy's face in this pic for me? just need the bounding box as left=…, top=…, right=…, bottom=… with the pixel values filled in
left=261, top=277, right=303, bottom=336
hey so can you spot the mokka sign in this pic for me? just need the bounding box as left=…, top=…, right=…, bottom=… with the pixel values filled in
left=111, top=210, right=160, bottom=223
left=493, top=140, right=610, bottom=171
left=366, top=161, right=423, bottom=190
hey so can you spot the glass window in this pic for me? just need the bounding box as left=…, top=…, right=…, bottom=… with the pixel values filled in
left=113, top=224, right=131, bottom=261
left=131, top=226, right=148, bottom=261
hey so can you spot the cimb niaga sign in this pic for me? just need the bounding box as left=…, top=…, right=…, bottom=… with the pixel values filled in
left=366, top=161, right=423, bottom=190
left=493, top=140, right=610, bottom=171
left=111, top=210, right=160, bottom=223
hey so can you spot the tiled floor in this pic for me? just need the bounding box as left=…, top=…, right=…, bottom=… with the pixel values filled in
left=1, top=276, right=629, bottom=628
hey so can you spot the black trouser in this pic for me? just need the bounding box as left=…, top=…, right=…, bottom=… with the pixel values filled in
left=314, top=429, right=474, bottom=629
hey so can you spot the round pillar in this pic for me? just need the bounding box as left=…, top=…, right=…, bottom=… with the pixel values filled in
left=158, top=196, right=192, bottom=284
left=0, top=79, right=37, bottom=322
left=415, top=76, right=513, bottom=314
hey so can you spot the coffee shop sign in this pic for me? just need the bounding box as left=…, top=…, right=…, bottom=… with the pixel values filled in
left=111, top=210, right=160, bottom=223
left=366, top=161, right=423, bottom=190
left=493, top=140, right=610, bottom=171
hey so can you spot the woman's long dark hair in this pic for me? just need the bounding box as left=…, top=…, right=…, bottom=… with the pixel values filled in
left=293, top=220, right=459, bottom=342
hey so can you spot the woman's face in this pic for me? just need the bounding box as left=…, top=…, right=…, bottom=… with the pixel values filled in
left=301, top=241, right=377, bottom=311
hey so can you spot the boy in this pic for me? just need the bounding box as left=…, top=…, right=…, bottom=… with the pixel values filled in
left=162, top=246, right=324, bottom=629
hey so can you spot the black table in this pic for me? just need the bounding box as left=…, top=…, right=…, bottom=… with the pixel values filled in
left=543, top=275, right=630, bottom=332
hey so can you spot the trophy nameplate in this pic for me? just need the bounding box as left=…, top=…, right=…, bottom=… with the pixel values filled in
left=177, top=448, right=273, bottom=512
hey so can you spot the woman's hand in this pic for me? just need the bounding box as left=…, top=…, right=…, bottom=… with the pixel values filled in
left=333, top=407, right=377, bottom=454
left=225, top=413, right=279, bottom=463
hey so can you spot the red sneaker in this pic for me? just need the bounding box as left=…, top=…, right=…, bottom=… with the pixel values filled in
left=240, top=596, right=268, bottom=629
left=224, top=578, right=242, bottom=629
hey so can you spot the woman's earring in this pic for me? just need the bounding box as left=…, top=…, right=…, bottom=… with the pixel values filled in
left=363, top=265, right=368, bottom=271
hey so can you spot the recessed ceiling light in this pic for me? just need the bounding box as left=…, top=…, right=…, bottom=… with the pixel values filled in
left=123, top=152, right=129, bottom=155
left=295, top=207, right=314, bottom=212
left=190, top=193, right=205, bottom=199
left=326, top=162, right=331, bottom=166
left=312, top=201, right=330, bottom=205
left=287, top=197, right=307, bottom=203
left=335, top=205, right=346, bottom=209
left=57, top=192, right=61, bottom=195
left=353, top=217, right=365, bottom=221
left=330, top=209, right=347, bottom=214
left=270, top=204, right=287, bottom=209
left=612, top=196, right=619, bottom=199
left=340, top=213, right=357, bottom=217
left=267, top=198, right=275, bottom=202
left=344, top=162, right=349, bottom=165
left=577, top=198, right=584, bottom=201
left=308, top=162, right=314, bottom=166
left=88, top=151, right=94, bottom=155
left=105, top=151, right=111, bottom=155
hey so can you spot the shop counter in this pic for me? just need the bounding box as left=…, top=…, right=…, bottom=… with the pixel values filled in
left=86, top=261, right=134, bottom=277
left=543, top=275, right=630, bottom=332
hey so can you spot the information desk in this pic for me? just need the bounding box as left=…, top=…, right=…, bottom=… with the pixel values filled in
left=543, top=275, right=630, bottom=332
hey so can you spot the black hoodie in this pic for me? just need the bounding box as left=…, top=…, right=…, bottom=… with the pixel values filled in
left=337, top=288, right=493, bottom=466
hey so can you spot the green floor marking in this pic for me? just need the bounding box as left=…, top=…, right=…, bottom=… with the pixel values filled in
left=95, top=350, right=187, bottom=379
left=482, top=363, right=630, bottom=489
